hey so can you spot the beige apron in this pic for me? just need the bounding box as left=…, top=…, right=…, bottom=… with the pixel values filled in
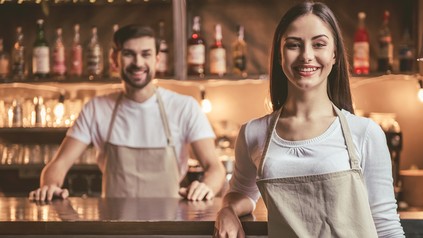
left=101, top=90, right=180, bottom=198
left=256, top=106, right=378, bottom=238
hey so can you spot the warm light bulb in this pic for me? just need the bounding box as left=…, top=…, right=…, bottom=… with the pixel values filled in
left=201, top=99, right=212, bottom=113
left=418, top=88, right=423, bottom=103
left=54, top=102, right=65, bottom=126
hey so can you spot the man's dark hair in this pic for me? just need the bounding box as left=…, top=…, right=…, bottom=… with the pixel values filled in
left=113, top=24, right=159, bottom=54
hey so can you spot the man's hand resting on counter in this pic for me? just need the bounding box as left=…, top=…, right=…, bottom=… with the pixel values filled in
left=29, top=185, right=69, bottom=202
left=179, top=180, right=215, bottom=201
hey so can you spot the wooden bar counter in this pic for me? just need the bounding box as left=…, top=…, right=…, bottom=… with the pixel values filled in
left=0, top=196, right=422, bottom=237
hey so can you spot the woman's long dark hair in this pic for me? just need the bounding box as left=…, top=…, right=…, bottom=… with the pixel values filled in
left=269, top=1, right=354, bottom=114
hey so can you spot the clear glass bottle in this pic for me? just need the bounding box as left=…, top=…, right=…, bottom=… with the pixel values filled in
left=69, top=24, right=83, bottom=77
left=0, top=38, right=10, bottom=81
left=156, top=20, right=169, bottom=78
left=353, top=12, right=370, bottom=75
left=32, top=19, right=50, bottom=79
left=11, top=26, right=26, bottom=81
left=85, top=26, right=103, bottom=79
left=187, top=16, right=206, bottom=78
left=232, top=25, right=247, bottom=78
left=377, top=10, right=394, bottom=73
left=52, top=27, right=66, bottom=78
left=209, top=23, right=226, bottom=77
left=398, top=29, right=414, bottom=73
left=107, top=24, right=119, bottom=79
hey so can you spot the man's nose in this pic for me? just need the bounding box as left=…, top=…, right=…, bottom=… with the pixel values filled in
left=134, top=54, right=144, bottom=66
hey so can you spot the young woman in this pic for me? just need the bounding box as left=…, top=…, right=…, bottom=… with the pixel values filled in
left=214, top=2, right=405, bottom=237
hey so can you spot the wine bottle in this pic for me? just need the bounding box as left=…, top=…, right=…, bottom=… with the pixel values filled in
left=353, top=12, right=370, bottom=75
left=377, top=10, right=394, bottom=73
left=69, top=24, right=83, bottom=77
left=0, top=38, right=10, bottom=81
left=52, top=27, right=66, bottom=78
left=32, top=19, right=50, bottom=79
left=232, top=25, right=247, bottom=78
left=85, top=26, right=103, bottom=79
left=107, top=24, right=119, bottom=79
left=187, top=16, right=206, bottom=78
left=209, top=24, right=226, bottom=77
left=11, top=26, right=25, bottom=81
left=156, top=20, right=169, bottom=78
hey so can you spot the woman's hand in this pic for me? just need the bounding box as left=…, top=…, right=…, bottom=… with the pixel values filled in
left=213, top=206, right=245, bottom=238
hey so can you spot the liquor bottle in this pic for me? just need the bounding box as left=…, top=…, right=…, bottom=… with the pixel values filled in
left=232, top=25, right=247, bottom=78
left=11, top=26, right=26, bottom=80
left=0, top=38, right=10, bottom=80
left=69, top=24, right=83, bottom=77
left=156, top=20, right=169, bottom=78
left=107, top=24, right=119, bottom=79
left=398, top=29, right=414, bottom=72
left=32, top=19, right=50, bottom=79
left=209, top=24, right=226, bottom=77
left=353, top=12, right=370, bottom=75
left=377, top=10, right=394, bottom=73
left=187, top=16, right=206, bottom=77
left=52, top=27, right=66, bottom=78
left=85, top=26, right=103, bottom=79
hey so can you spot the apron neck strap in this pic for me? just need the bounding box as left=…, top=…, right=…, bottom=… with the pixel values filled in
left=155, top=87, right=174, bottom=146
left=257, top=104, right=360, bottom=178
left=332, top=105, right=360, bottom=170
left=105, top=88, right=174, bottom=146
left=258, top=108, right=282, bottom=178
left=105, top=93, right=124, bottom=144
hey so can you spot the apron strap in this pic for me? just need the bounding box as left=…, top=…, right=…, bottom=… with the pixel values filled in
left=258, top=108, right=282, bottom=178
left=156, top=88, right=175, bottom=147
left=155, top=88, right=180, bottom=177
left=257, top=104, right=361, bottom=178
left=105, top=93, right=124, bottom=146
left=332, top=105, right=361, bottom=170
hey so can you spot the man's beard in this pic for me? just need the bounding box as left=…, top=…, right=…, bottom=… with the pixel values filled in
left=121, top=66, right=153, bottom=89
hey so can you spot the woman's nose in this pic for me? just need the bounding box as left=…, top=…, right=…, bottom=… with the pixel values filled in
left=301, top=45, right=314, bottom=63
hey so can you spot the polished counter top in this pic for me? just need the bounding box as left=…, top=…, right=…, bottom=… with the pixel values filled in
left=0, top=196, right=267, bottom=236
left=0, top=196, right=422, bottom=236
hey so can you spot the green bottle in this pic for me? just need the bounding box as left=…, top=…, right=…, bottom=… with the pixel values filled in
left=32, top=19, right=50, bottom=79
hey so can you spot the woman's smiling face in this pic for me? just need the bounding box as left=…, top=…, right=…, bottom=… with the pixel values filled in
left=280, top=13, right=336, bottom=93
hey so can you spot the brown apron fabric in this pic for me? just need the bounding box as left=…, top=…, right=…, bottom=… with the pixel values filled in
left=101, top=90, right=180, bottom=198
left=256, top=106, right=378, bottom=238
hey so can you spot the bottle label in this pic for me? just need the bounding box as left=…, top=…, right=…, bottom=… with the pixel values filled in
left=0, top=58, right=9, bottom=76
left=53, top=45, right=66, bottom=75
left=156, top=51, right=168, bottom=74
left=86, top=45, right=103, bottom=75
left=33, top=46, right=50, bottom=74
left=210, top=48, right=226, bottom=74
left=188, top=45, right=205, bottom=64
left=70, top=45, right=83, bottom=76
left=379, top=43, right=393, bottom=63
left=353, top=42, right=369, bottom=68
left=12, top=48, right=25, bottom=76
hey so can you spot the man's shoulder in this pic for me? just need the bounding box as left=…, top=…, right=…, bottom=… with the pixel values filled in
left=157, top=87, right=196, bottom=104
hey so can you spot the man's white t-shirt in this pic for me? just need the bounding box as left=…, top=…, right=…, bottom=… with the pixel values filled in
left=67, top=87, right=215, bottom=180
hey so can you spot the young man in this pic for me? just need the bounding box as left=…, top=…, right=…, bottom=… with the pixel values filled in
left=29, top=24, right=226, bottom=201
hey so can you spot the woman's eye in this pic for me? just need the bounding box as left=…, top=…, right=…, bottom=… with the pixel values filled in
left=313, top=42, right=327, bottom=48
left=285, top=43, right=300, bottom=49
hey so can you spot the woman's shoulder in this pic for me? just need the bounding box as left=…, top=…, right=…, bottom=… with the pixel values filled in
left=341, top=109, right=384, bottom=137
